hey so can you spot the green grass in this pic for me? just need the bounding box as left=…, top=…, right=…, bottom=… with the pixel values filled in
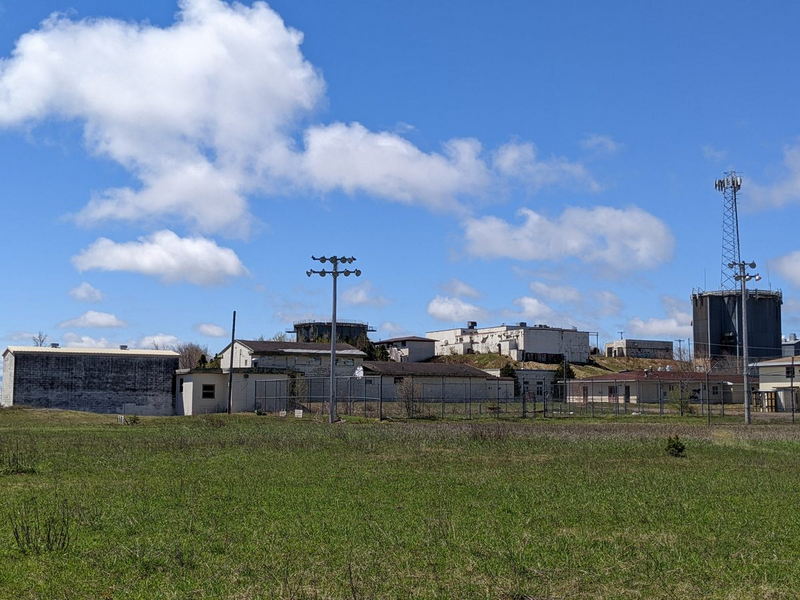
left=1, top=408, right=800, bottom=599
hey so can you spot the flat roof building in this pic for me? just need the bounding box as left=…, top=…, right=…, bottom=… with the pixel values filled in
left=2, top=345, right=179, bottom=415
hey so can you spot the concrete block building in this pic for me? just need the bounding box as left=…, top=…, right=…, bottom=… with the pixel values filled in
left=2, top=346, right=179, bottom=415
left=753, top=355, right=800, bottom=412
left=426, top=322, right=590, bottom=363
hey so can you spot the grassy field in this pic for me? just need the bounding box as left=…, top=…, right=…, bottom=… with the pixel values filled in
left=1, top=408, right=799, bottom=599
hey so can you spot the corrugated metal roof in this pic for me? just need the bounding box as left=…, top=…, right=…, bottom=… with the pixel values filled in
left=4, top=346, right=179, bottom=357
left=362, top=361, right=497, bottom=378
left=753, top=356, right=800, bottom=367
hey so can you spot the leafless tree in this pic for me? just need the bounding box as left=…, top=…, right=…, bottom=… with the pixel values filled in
left=174, top=342, right=209, bottom=370
left=32, top=332, right=48, bottom=347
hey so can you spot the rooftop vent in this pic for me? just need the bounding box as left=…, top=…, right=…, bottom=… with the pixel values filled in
left=518, top=322, right=527, bottom=327
left=466, top=321, right=477, bottom=329
left=119, top=345, right=128, bottom=350
left=49, top=343, right=60, bottom=348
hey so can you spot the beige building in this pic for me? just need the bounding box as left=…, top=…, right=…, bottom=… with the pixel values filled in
left=375, top=336, right=435, bottom=363
left=176, top=340, right=366, bottom=415
left=605, top=339, right=673, bottom=359
left=568, top=370, right=745, bottom=406
left=753, top=356, right=800, bottom=412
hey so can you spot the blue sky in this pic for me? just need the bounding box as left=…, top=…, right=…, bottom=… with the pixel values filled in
left=2, top=0, right=800, bottom=354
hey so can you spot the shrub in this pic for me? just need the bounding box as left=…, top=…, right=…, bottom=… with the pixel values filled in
left=666, top=435, right=686, bottom=458
left=0, top=440, right=37, bottom=475
left=10, top=497, right=73, bottom=555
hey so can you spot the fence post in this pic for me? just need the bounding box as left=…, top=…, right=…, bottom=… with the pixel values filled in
left=379, top=377, right=384, bottom=421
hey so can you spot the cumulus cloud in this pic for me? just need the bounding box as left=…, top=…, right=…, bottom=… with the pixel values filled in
left=580, top=134, right=621, bottom=156
left=59, top=310, right=126, bottom=328
left=748, top=144, right=800, bottom=209
left=512, top=296, right=555, bottom=320
left=72, top=230, right=247, bottom=285
left=69, top=282, right=103, bottom=302
left=136, top=333, right=180, bottom=349
left=341, top=280, right=389, bottom=307
left=62, top=332, right=113, bottom=348
left=493, top=142, right=600, bottom=193
left=594, top=290, right=623, bottom=317
left=0, top=0, right=322, bottom=234
left=464, top=206, right=674, bottom=271
left=442, top=278, right=480, bottom=299
left=427, top=295, right=486, bottom=322
left=0, top=0, right=596, bottom=231
left=303, top=124, right=488, bottom=211
left=195, top=322, right=227, bottom=337
left=772, top=251, right=800, bottom=286
left=379, top=322, right=406, bottom=336
left=628, top=296, right=692, bottom=338
left=529, top=281, right=581, bottom=303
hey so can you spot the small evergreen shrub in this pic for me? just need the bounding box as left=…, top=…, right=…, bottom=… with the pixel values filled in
left=666, top=435, right=686, bottom=458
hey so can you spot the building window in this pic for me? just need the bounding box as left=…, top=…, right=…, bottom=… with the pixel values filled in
left=179, top=378, right=184, bottom=391
left=394, top=377, right=404, bottom=384
left=202, top=384, right=216, bottom=399
left=786, top=366, right=796, bottom=378
left=712, top=385, right=719, bottom=396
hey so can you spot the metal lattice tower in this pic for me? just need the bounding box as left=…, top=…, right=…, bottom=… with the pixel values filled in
left=715, top=171, right=742, bottom=290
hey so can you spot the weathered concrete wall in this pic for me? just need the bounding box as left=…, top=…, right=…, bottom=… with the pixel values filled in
left=2, top=352, right=15, bottom=407
left=9, top=352, right=178, bottom=415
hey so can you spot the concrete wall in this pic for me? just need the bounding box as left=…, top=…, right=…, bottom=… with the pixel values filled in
left=7, top=351, right=178, bottom=415
left=177, top=371, right=291, bottom=415
left=605, top=339, right=673, bottom=359
left=2, top=352, right=15, bottom=407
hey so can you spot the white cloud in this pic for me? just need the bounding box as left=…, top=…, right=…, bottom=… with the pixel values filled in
left=594, top=290, right=623, bottom=317
left=0, top=0, right=324, bottom=234
left=529, top=281, right=581, bottom=303
left=702, top=145, right=727, bottom=163
left=426, top=295, right=486, bottom=323
left=341, top=280, right=389, bottom=307
left=749, top=144, right=800, bottom=209
left=59, top=310, right=126, bottom=328
left=493, top=142, right=600, bottom=193
left=0, top=1, right=596, bottom=230
left=628, top=296, right=692, bottom=339
left=580, top=134, right=621, bottom=156
left=136, top=333, right=180, bottom=349
left=62, top=332, right=113, bottom=348
left=69, top=282, right=103, bottom=302
left=443, top=278, right=480, bottom=299
left=512, top=296, right=556, bottom=320
left=72, top=230, right=247, bottom=285
left=464, top=206, right=674, bottom=271
left=195, top=323, right=227, bottom=337
left=302, top=123, right=488, bottom=211
left=379, top=321, right=406, bottom=336
left=773, top=251, right=800, bottom=286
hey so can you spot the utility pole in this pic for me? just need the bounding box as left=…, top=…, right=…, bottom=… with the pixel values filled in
left=307, top=256, right=361, bottom=423
left=227, top=310, right=236, bottom=414
left=730, top=260, right=761, bottom=425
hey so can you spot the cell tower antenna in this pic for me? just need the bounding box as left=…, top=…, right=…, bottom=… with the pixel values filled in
left=714, top=171, right=743, bottom=290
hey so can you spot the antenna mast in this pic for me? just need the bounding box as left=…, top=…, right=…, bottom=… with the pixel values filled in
left=715, top=171, right=742, bottom=290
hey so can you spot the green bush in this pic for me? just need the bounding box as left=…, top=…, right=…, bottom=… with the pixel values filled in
left=666, top=435, right=686, bottom=458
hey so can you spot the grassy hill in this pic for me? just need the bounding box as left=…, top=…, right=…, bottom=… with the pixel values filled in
left=432, top=353, right=691, bottom=378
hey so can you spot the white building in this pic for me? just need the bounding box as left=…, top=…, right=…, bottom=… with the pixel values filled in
left=605, top=339, right=673, bottom=359
left=483, top=368, right=556, bottom=400
left=426, top=322, right=590, bottom=363
left=375, top=336, right=435, bottom=363
left=176, top=340, right=366, bottom=415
